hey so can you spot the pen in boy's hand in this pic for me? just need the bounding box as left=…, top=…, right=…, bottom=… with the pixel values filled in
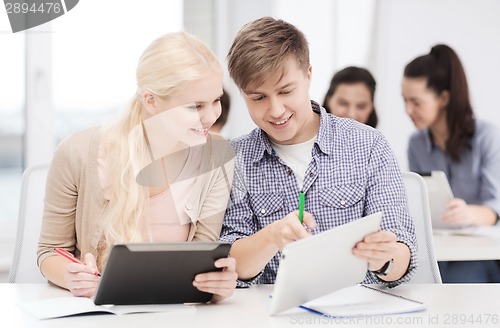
left=298, top=191, right=305, bottom=224
left=54, top=248, right=101, bottom=276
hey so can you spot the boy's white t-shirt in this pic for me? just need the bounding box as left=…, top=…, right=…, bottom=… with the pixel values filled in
left=270, top=136, right=316, bottom=190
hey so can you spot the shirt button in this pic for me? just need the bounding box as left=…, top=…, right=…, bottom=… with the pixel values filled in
left=309, top=172, right=315, bottom=177
left=186, top=203, right=192, bottom=210
left=340, top=200, right=346, bottom=206
left=260, top=208, right=267, bottom=215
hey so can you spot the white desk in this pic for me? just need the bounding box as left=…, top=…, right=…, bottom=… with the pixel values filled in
left=2, top=283, right=500, bottom=328
left=433, top=227, right=500, bottom=261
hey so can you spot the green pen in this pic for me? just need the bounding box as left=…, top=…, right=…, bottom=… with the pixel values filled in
left=298, top=191, right=305, bottom=223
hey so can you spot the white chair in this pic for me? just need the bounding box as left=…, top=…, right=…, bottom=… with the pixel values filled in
left=402, top=171, right=442, bottom=283
left=8, top=163, right=50, bottom=283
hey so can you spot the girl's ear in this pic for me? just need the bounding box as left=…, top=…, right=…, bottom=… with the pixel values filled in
left=439, top=90, right=450, bottom=108
left=142, top=91, right=158, bottom=116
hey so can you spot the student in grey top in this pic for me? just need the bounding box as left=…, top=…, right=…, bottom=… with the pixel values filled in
left=402, top=44, right=500, bottom=282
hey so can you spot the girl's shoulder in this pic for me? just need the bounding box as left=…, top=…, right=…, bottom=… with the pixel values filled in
left=57, top=127, right=100, bottom=150
left=206, top=133, right=235, bottom=164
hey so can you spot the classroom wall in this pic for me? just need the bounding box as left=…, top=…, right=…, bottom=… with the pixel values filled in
left=372, top=0, right=500, bottom=170
left=213, top=0, right=500, bottom=171
left=1, top=0, right=499, bottom=281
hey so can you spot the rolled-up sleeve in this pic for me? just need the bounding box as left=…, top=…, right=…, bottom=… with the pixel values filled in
left=220, top=165, right=265, bottom=287
left=478, top=124, right=500, bottom=221
left=363, top=134, right=418, bottom=287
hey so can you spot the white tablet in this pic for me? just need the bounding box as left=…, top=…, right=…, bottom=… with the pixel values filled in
left=270, top=212, right=382, bottom=315
left=94, top=242, right=230, bottom=305
left=417, top=171, right=458, bottom=229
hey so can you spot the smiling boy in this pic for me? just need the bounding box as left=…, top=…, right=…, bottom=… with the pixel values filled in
left=220, top=17, right=417, bottom=287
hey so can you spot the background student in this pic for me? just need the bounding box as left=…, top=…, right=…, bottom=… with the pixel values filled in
left=402, top=44, right=500, bottom=283
left=322, top=66, right=379, bottom=128
left=221, top=17, right=417, bottom=287
left=210, top=88, right=231, bottom=134
left=37, top=32, right=237, bottom=301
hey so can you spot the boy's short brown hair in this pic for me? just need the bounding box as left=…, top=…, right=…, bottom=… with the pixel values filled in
left=227, top=16, right=310, bottom=92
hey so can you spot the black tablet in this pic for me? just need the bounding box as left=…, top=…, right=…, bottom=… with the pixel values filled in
left=94, top=242, right=231, bottom=305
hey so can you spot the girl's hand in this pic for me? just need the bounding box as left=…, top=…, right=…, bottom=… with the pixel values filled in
left=64, top=253, right=100, bottom=297
left=193, top=257, right=237, bottom=303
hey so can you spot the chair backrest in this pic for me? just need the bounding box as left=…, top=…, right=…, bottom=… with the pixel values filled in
left=8, top=163, right=50, bottom=283
left=402, top=171, right=442, bottom=283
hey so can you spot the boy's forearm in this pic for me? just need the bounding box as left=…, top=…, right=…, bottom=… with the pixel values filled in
left=230, top=227, right=279, bottom=280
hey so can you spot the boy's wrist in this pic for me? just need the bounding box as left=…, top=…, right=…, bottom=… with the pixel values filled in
left=263, top=222, right=282, bottom=251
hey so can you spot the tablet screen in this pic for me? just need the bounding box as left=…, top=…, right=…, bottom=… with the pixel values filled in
left=94, top=242, right=230, bottom=305
left=270, top=212, right=382, bottom=315
left=417, top=171, right=457, bottom=229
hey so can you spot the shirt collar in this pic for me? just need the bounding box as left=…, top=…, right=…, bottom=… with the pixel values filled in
left=251, top=100, right=332, bottom=164
left=252, top=128, right=274, bottom=163
left=423, top=129, right=436, bottom=154
left=313, top=101, right=334, bottom=156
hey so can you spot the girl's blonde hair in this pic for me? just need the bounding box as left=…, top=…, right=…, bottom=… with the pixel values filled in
left=98, top=32, right=222, bottom=268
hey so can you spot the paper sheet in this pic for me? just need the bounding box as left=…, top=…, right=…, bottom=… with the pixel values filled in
left=301, top=284, right=425, bottom=317
left=17, top=296, right=196, bottom=319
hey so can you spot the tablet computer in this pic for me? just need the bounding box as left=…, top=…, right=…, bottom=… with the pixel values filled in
left=270, top=212, right=382, bottom=315
left=417, top=171, right=457, bottom=229
left=94, top=242, right=230, bottom=305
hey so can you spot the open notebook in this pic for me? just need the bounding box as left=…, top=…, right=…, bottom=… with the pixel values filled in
left=17, top=296, right=195, bottom=319
left=300, top=284, right=425, bottom=317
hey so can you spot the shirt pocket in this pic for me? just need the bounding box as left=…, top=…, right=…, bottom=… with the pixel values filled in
left=249, top=193, right=285, bottom=228
left=319, top=183, right=366, bottom=225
